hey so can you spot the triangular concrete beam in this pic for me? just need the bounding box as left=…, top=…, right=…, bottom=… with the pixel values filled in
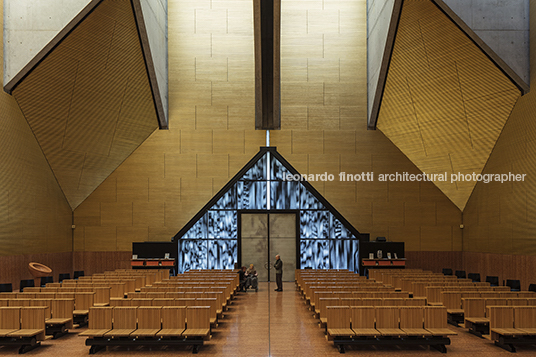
left=3, top=0, right=95, bottom=89
left=132, top=0, right=169, bottom=129
left=367, top=0, right=402, bottom=130
left=3, top=0, right=168, bottom=129
left=442, top=0, right=530, bottom=86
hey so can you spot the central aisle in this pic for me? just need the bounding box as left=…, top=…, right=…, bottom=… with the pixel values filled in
left=220, top=281, right=336, bottom=356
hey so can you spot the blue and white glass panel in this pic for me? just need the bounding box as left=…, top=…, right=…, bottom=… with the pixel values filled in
left=330, top=240, right=351, bottom=269
left=270, top=155, right=287, bottom=180
left=330, top=215, right=356, bottom=239
left=178, top=240, right=207, bottom=273
left=208, top=240, right=237, bottom=269
left=183, top=214, right=207, bottom=239
left=350, top=239, right=360, bottom=274
left=270, top=181, right=300, bottom=209
left=208, top=210, right=237, bottom=238
left=238, top=181, right=267, bottom=209
left=177, top=150, right=360, bottom=274
left=213, top=184, right=237, bottom=210
left=300, top=188, right=325, bottom=210
left=300, top=240, right=329, bottom=269
left=300, top=210, right=329, bottom=238
left=242, top=154, right=267, bottom=180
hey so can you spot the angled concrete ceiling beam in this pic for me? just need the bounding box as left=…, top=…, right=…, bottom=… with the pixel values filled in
left=367, top=0, right=403, bottom=130
left=368, top=0, right=529, bottom=130
left=434, top=0, right=529, bottom=95
left=4, top=0, right=168, bottom=129
left=132, top=0, right=169, bottom=129
left=376, top=0, right=523, bottom=210
left=442, top=0, right=530, bottom=87
left=3, top=0, right=100, bottom=93
left=8, top=0, right=160, bottom=209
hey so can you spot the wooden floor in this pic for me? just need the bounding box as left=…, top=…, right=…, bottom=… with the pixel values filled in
left=2, top=281, right=536, bottom=356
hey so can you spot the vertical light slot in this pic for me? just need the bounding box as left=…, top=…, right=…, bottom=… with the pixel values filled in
left=267, top=151, right=271, bottom=210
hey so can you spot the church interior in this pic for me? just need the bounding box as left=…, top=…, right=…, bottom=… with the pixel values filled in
left=1, top=0, right=536, bottom=355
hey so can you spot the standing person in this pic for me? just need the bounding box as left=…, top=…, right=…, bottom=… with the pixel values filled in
left=274, top=254, right=283, bottom=291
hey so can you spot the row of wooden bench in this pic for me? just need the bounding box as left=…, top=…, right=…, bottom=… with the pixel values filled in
left=488, top=306, right=536, bottom=352
left=81, top=269, right=239, bottom=354
left=326, top=305, right=456, bottom=353
left=1, top=292, right=96, bottom=327
left=298, top=282, right=396, bottom=300
left=297, top=270, right=460, bottom=353
left=441, top=291, right=536, bottom=325
left=3, top=288, right=111, bottom=305
left=316, top=297, right=429, bottom=326
left=368, top=269, right=536, bottom=353
left=460, top=297, right=536, bottom=337
left=81, top=306, right=212, bottom=354
left=0, top=306, right=52, bottom=354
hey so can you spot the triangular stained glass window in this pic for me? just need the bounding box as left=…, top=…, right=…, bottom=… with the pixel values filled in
left=174, top=147, right=361, bottom=273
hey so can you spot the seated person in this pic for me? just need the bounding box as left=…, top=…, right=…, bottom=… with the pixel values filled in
left=245, top=264, right=258, bottom=292
left=238, top=266, right=247, bottom=292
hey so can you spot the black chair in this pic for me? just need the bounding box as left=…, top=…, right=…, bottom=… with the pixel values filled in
left=19, top=279, right=35, bottom=292
left=0, top=283, right=13, bottom=292
left=468, top=273, right=481, bottom=282
left=442, top=268, right=453, bottom=276
left=73, top=271, right=85, bottom=279
left=506, top=279, right=521, bottom=292
left=528, top=284, right=536, bottom=293
left=58, top=273, right=70, bottom=283
left=486, top=276, right=499, bottom=286
left=455, top=270, right=466, bottom=279
left=40, top=276, right=53, bottom=287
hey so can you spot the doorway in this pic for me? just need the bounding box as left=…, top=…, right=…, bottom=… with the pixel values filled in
left=240, top=212, right=297, bottom=281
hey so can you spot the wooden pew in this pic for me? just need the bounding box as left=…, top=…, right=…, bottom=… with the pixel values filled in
left=404, top=297, right=426, bottom=306
left=79, top=307, right=113, bottom=338
left=424, top=306, right=457, bottom=337
left=441, top=291, right=464, bottom=325
left=318, top=297, right=339, bottom=327
left=463, top=298, right=489, bottom=337
left=46, top=299, right=74, bottom=338
left=104, top=306, right=137, bottom=338
left=73, top=292, right=94, bottom=326
left=490, top=306, right=533, bottom=352
left=131, top=307, right=161, bottom=338
left=400, top=306, right=431, bottom=337
left=152, top=298, right=175, bottom=307
left=326, top=306, right=354, bottom=340
left=350, top=306, right=379, bottom=337
left=195, top=298, right=218, bottom=326
left=515, top=306, right=536, bottom=335
left=157, top=306, right=185, bottom=337
left=184, top=306, right=211, bottom=339
left=5, top=306, right=47, bottom=354
left=0, top=307, right=20, bottom=337
left=375, top=307, right=405, bottom=337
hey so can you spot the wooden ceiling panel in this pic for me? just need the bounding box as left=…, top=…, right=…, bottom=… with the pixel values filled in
left=12, top=0, right=158, bottom=209
left=377, top=0, right=521, bottom=210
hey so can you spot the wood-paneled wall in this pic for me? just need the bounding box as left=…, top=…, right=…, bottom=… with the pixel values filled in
left=72, top=251, right=132, bottom=276
left=463, top=252, right=536, bottom=291
left=0, top=0, right=73, bottom=259
left=73, top=0, right=463, bottom=254
left=405, top=251, right=463, bottom=274
left=0, top=252, right=72, bottom=291
left=406, top=251, right=536, bottom=291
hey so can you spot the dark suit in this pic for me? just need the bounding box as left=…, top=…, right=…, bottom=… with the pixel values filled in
left=274, top=258, right=283, bottom=291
